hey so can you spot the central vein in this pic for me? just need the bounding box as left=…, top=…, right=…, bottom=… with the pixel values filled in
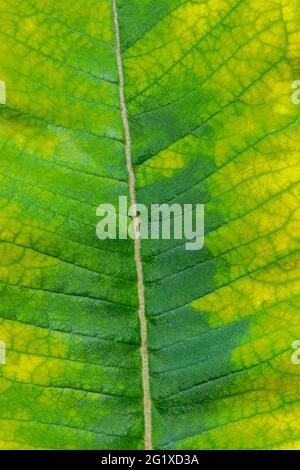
left=111, top=0, right=152, bottom=451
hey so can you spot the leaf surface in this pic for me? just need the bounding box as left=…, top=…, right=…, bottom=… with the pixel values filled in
left=0, top=0, right=299, bottom=450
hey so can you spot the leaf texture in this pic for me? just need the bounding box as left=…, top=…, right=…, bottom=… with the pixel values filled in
left=0, top=0, right=299, bottom=450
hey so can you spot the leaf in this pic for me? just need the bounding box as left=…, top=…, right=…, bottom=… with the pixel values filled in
left=0, top=0, right=299, bottom=450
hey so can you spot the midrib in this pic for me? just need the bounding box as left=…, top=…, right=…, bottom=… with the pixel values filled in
left=111, top=0, right=152, bottom=451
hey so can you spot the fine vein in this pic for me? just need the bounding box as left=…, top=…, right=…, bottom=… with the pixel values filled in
left=111, top=0, right=152, bottom=450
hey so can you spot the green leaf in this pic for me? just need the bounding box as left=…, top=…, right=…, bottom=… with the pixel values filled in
left=0, top=0, right=299, bottom=450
